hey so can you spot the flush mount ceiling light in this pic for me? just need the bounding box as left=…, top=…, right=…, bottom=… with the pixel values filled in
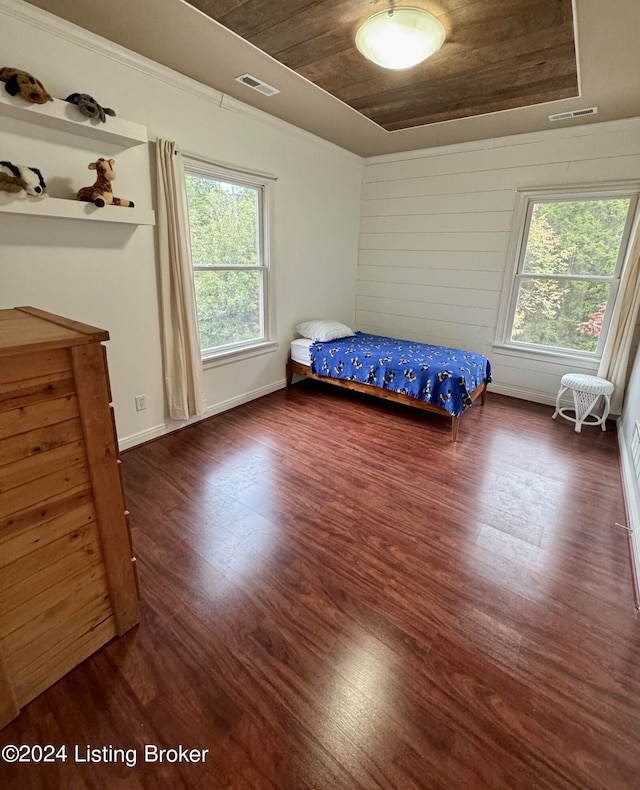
left=355, top=7, right=446, bottom=70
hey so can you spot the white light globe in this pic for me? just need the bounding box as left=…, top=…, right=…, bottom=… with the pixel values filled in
left=355, top=8, right=446, bottom=70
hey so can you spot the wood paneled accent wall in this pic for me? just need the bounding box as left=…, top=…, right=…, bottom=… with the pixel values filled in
left=358, top=120, right=640, bottom=404
left=0, top=307, right=139, bottom=728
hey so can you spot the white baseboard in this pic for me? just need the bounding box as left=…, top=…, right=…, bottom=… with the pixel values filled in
left=118, top=423, right=169, bottom=452
left=488, top=383, right=622, bottom=419
left=487, top=382, right=557, bottom=407
left=118, top=379, right=615, bottom=449
left=202, top=379, right=286, bottom=418
left=617, top=427, right=640, bottom=608
left=118, top=379, right=287, bottom=451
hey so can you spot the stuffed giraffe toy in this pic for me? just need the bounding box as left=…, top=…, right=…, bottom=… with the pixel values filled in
left=77, top=158, right=134, bottom=208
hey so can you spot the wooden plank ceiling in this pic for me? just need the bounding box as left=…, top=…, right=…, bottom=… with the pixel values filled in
left=185, top=0, right=578, bottom=131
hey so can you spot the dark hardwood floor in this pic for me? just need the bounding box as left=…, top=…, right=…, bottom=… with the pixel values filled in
left=1, top=381, right=638, bottom=789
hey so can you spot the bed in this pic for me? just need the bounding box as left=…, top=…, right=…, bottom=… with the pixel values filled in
left=286, top=331, right=492, bottom=441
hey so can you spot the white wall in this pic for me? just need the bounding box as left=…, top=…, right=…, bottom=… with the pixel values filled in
left=0, top=0, right=362, bottom=448
left=619, top=345, right=640, bottom=604
left=6, top=0, right=640, bottom=448
left=359, top=119, right=640, bottom=405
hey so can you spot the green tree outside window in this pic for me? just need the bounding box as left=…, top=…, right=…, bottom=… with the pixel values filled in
left=511, top=198, right=632, bottom=352
left=185, top=172, right=266, bottom=353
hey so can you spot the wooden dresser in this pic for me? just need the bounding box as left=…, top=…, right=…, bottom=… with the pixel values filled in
left=0, top=307, right=139, bottom=728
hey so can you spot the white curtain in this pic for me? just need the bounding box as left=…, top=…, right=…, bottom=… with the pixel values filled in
left=598, top=214, right=640, bottom=414
left=155, top=139, right=205, bottom=421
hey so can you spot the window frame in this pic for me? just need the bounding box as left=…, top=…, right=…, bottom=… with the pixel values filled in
left=494, top=182, right=640, bottom=363
left=183, top=158, right=277, bottom=365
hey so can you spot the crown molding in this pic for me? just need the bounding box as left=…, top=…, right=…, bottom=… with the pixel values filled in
left=364, top=115, right=640, bottom=167
left=0, top=0, right=361, bottom=163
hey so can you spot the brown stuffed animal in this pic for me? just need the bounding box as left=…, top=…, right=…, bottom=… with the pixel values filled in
left=0, top=67, right=53, bottom=104
left=77, top=158, right=134, bottom=208
left=0, top=170, right=25, bottom=193
left=0, top=161, right=47, bottom=196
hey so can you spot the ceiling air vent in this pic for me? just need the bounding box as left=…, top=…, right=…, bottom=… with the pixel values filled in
left=235, top=74, right=280, bottom=97
left=549, top=107, right=598, bottom=122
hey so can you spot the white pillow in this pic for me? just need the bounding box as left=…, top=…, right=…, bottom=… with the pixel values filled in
left=296, top=320, right=355, bottom=342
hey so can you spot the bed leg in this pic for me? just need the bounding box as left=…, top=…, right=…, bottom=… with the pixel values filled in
left=451, top=416, right=460, bottom=442
left=286, top=356, right=293, bottom=388
left=481, top=384, right=487, bottom=406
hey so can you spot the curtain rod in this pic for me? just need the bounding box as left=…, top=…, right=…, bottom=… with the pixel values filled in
left=178, top=149, right=278, bottom=182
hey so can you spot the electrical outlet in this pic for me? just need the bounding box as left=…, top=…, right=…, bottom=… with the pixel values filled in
left=135, top=394, right=147, bottom=412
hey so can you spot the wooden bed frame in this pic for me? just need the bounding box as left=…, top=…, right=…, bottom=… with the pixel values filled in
left=286, top=357, right=487, bottom=441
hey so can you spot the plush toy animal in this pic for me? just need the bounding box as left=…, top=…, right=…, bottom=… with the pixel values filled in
left=0, top=161, right=46, bottom=196
left=0, top=67, right=53, bottom=104
left=65, top=93, right=116, bottom=123
left=77, top=158, right=134, bottom=208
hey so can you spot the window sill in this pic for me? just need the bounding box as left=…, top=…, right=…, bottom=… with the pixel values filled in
left=202, top=340, right=279, bottom=369
left=491, top=342, right=600, bottom=369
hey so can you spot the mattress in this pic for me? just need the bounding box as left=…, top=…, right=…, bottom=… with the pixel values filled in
left=290, top=337, right=312, bottom=365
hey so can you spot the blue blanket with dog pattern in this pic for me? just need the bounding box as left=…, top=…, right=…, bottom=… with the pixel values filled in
left=309, top=332, right=491, bottom=417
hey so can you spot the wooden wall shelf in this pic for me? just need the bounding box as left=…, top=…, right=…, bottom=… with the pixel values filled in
left=0, top=91, right=153, bottom=225
left=0, top=194, right=155, bottom=225
left=0, top=92, right=147, bottom=148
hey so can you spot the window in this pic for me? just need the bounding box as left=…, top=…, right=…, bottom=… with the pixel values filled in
left=184, top=162, right=273, bottom=360
left=496, top=185, right=638, bottom=358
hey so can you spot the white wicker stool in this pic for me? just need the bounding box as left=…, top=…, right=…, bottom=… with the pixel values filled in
left=552, top=373, right=614, bottom=433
